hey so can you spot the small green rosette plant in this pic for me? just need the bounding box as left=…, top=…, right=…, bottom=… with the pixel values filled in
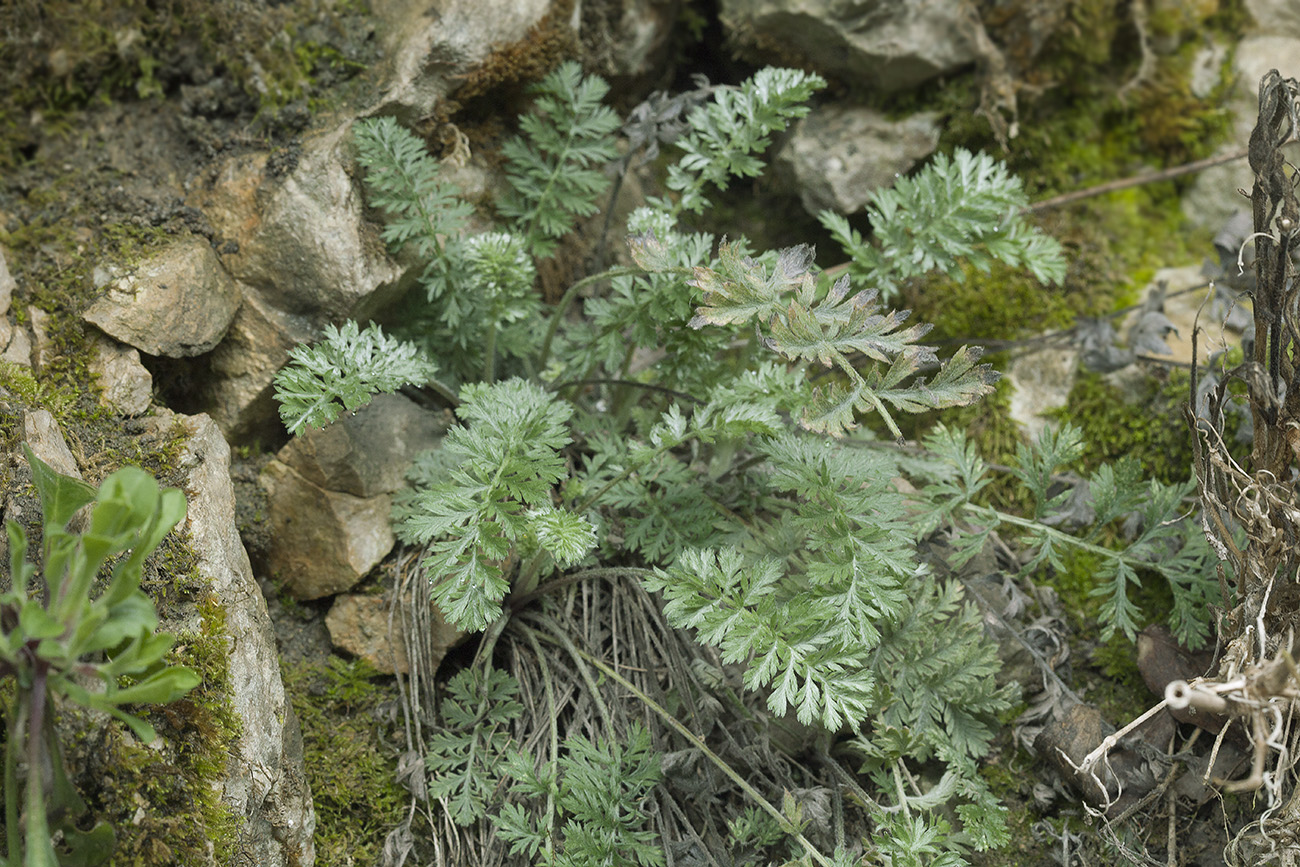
left=2, top=445, right=200, bottom=867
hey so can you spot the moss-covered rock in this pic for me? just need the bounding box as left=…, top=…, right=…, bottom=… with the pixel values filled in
left=283, top=656, right=406, bottom=866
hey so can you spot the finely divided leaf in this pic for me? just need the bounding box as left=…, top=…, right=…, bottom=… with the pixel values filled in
left=354, top=116, right=472, bottom=260
left=274, top=321, right=438, bottom=435
left=397, top=380, right=584, bottom=632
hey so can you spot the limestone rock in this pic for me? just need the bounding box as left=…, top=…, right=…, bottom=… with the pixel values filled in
left=1005, top=346, right=1078, bottom=443
left=277, top=393, right=448, bottom=498
left=720, top=0, right=981, bottom=93
left=2, top=325, right=30, bottom=366
left=0, top=245, right=13, bottom=316
left=26, top=307, right=52, bottom=370
left=1126, top=265, right=1243, bottom=366
left=579, top=0, right=678, bottom=80
left=370, top=0, right=552, bottom=119
left=173, top=411, right=316, bottom=866
left=325, top=593, right=464, bottom=675
left=775, top=105, right=940, bottom=216
left=83, top=234, right=240, bottom=357
left=197, top=120, right=404, bottom=320
left=89, top=335, right=153, bottom=417
left=22, top=409, right=80, bottom=477
left=204, top=286, right=317, bottom=444
left=1189, top=39, right=1229, bottom=99
left=1246, top=0, right=1300, bottom=38
left=1181, top=35, right=1300, bottom=231
left=261, top=459, right=396, bottom=600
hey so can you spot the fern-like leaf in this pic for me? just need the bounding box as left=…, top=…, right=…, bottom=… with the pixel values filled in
left=397, top=379, right=594, bottom=631
left=663, top=67, right=826, bottom=215
left=674, top=239, right=998, bottom=438
left=498, top=61, right=621, bottom=257
left=273, top=321, right=439, bottom=435
left=822, top=148, right=1066, bottom=303
left=354, top=116, right=473, bottom=260
left=645, top=548, right=876, bottom=729
left=425, top=667, right=523, bottom=825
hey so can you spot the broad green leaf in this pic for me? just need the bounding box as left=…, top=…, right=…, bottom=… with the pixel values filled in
left=108, top=666, right=200, bottom=706
left=23, top=444, right=96, bottom=531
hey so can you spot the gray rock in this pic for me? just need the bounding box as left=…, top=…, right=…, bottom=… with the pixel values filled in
left=579, top=0, right=678, bottom=80
left=0, top=245, right=13, bottom=316
left=2, top=325, right=30, bottom=366
left=22, top=409, right=80, bottom=477
left=720, top=0, right=981, bottom=93
left=261, top=459, right=396, bottom=600
left=1181, top=36, right=1300, bottom=232
left=775, top=105, right=940, bottom=215
left=1189, top=39, right=1228, bottom=99
left=1246, top=0, right=1300, bottom=39
left=277, top=393, right=449, bottom=498
left=89, top=335, right=153, bottom=417
left=370, top=0, right=552, bottom=119
left=26, top=307, right=52, bottom=370
left=172, top=411, right=316, bottom=867
left=203, top=285, right=317, bottom=444
left=1006, top=346, right=1078, bottom=442
left=325, top=592, right=465, bottom=675
left=198, top=121, right=404, bottom=320
left=83, top=234, right=241, bottom=357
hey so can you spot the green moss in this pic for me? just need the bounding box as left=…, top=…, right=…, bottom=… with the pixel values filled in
left=877, top=1, right=1237, bottom=348
left=0, top=0, right=375, bottom=163
left=972, top=745, right=1052, bottom=867
left=40, top=593, right=242, bottom=867
left=1046, top=369, right=1193, bottom=484
left=0, top=185, right=241, bottom=862
left=284, top=656, right=407, bottom=865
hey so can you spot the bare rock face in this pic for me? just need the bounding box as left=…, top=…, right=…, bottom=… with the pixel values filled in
left=261, top=459, right=396, bottom=600
left=6, top=409, right=314, bottom=866
left=203, top=285, right=318, bottom=444
left=1005, top=346, right=1078, bottom=443
left=720, top=0, right=982, bottom=93
left=1246, top=0, right=1300, bottom=38
left=1181, top=34, right=1300, bottom=231
left=775, top=105, right=940, bottom=216
left=22, top=409, right=80, bottom=477
left=173, top=411, right=316, bottom=866
left=325, top=592, right=464, bottom=675
left=26, top=307, right=53, bottom=370
left=277, top=393, right=449, bottom=498
left=88, top=335, right=153, bottom=417
left=370, top=0, right=552, bottom=119
left=197, top=121, right=405, bottom=321
left=0, top=245, right=13, bottom=315
left=83, top=234, right=241, bottom=357
left=260, top=395, right=447, bottom=599
left=2, top=325, right=30, bottom=366
left=579, top=0, right=679, bottom=80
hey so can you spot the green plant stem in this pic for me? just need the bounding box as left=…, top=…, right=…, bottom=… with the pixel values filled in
left=965, top=503, right=1143, bottom=564
left=537, top=266, right=650, bottom=373
left=4, top=700, right=20, bottom=863
left=573, top=647, right=833, bottom=867
left=472, top=615, right=510, bottom=674
left=25, top=682, right=49, bottom=865
left=417, top=376, right=461, bottom=408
